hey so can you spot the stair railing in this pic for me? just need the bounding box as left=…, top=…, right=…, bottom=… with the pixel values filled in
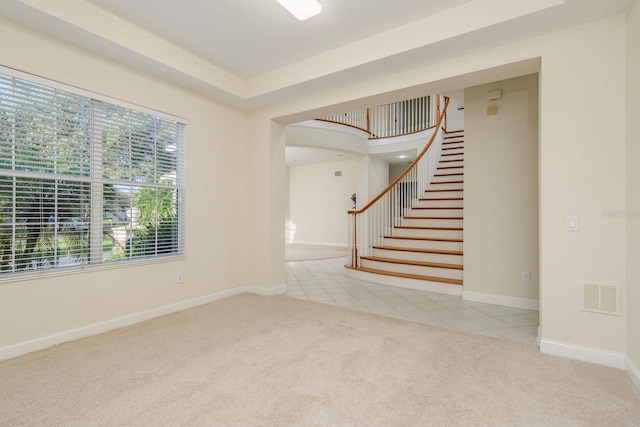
left=319, top=95, right=437, bottom=138
left=347, top=96, right=450, bottom=268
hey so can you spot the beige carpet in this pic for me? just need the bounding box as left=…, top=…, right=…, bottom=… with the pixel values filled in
left=1, top=294, right=639, bottom=426
left=285, top=243, right=348, bottom=261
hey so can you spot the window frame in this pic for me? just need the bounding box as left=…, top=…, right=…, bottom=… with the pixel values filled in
left=0, top=65, right=186, bottom=282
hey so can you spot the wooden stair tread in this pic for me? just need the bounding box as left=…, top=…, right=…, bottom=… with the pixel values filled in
left=441, top=152, right=464, bottom=157
left=418, top=197, right=463, bottom=201
left=372, top=246, right=463, bottom=256
left=425, top=189, right=463, bottom=193
left=431, top=180, right=463, bottom=184
left=434, top=172, right=463, bottom=177
left=437, top=166, right=464, bottom=170
left=360, top=256, right=463, bottom=270
left=411, top=207, right=463, bottom=210
left=404, top=216, right=463, bottom=220
left=395, top=225, right=463, bottom=231
left=440, top=159, right=463, bottom=163
left=345, top=265, right=463, bottom=286
left=383, top=236, right=463, bottom=242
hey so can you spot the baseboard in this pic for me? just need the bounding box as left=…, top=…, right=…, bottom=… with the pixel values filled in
left=626, top=355, right=640, bottom=392
left=539, top=338, right=626, bottom=369
left=345, top=268, right=462, bottom=296
left=0, top=284, right=285, bottom=361
left=463, top=291, right=539, bottom=311
left=287, top=241, right=347, bottom=248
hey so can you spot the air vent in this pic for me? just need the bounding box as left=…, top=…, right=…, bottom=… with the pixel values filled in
left=582, top=283, right=620, bottom=315
left=334, top=171, right=342, bottom=177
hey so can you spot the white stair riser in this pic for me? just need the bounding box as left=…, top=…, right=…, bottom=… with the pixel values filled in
left=371, top=248, right=463, bottom=264
left=442, top=145, right=464, bottom=152
left=382, top=238, right=463, bottom=251
left=423, top=190, right=463, bottom=199
left=409, top=208, right=463, bottom=217
left=360, top=259, right=463, bottom=280
left=437, top=166, right=464, bottom=175
left=443, top=143, right=464, bottom=148
left=415, top=199, right=463, bottom=208
left=438, top=160, right=463, bottom=168
left=432, top=175, right=463, bottom=183
left=402, top=218, right=463, bottom=228
left=393, top=227, right=463, bottom=239
left=440, top=154, right=464, bottom=162
left=428, top=182, right=463, bottom=191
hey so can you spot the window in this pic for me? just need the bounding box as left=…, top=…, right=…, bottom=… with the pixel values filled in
left=0, top=70, right=185, bottom=279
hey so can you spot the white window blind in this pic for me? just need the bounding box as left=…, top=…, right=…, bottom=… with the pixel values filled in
left=0, top=71, right=185, bottom=279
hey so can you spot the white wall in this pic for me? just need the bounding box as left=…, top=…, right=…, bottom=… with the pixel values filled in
left=0, top=18, right=249, bottom=351
left=288, top=160, right=357, bottom=245
left=366, top=156, right=390, bottom=200
left=626, top=1, right=640, bottom=379
left=388, top=164, right=411, bottom=182
left=445, top=97, right=465, bottom=132
left=464, top=74, right=539, bottom=303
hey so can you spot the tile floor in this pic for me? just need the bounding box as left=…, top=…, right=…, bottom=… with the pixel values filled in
left=284, top=257, right=539, bottom=345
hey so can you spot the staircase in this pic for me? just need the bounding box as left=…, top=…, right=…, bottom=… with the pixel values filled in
left=356, top=130, right=464, bottom=286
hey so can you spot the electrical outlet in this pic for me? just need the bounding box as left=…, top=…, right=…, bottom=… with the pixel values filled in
left=522, top=271, right=531, bottom=282
left=176, top=272, right=184, bottom=284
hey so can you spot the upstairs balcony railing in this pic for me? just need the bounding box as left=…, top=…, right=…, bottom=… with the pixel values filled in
left=319, top=95, right=439, bottom=139
left=346, top=96, right=449, bottom=268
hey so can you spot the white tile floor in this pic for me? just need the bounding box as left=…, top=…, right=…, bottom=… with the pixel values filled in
left=285, top=257, right=539, bottom=345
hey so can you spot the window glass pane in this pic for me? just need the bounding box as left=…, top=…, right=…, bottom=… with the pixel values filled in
left=101, top=105, right=178, bottom=184
left=0, top=76, right=91, bottom=177
left=103, top=185, right=178, bottom=262
left=0, top=178, right=91, bottom=272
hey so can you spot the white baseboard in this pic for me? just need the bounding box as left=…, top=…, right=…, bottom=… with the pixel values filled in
left=463, top=291, right=539, bottom=311
left=626, top=355, right=640, bottom=392
left=345, top=268, right=462, bottom=296
left=0, top=284, right=286, bottom=362
left=539, top=338, right=626, bottom=369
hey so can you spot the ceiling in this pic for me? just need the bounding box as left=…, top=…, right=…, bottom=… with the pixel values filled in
left=86, top=0, right=473, bottom=79
left=0, top=0, right=634, bottom=111
left=0, top=0, right=634, bottom=169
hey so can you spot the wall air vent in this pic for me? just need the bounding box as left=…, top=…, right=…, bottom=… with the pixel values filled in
left=582, top=283, right=620, bottom=315
left=334, top=171, right=342, bottom=177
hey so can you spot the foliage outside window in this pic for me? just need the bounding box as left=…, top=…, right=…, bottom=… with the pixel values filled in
left=0, top=70, right=185, bottom=279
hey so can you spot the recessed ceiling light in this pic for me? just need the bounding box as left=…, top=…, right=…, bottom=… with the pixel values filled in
left=276, top=0, right=322, bottom=21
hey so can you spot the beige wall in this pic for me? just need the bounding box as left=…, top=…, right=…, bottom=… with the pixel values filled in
left=0, top=18, right=249, bottom=349
left=250, top=15, right=629, bottom=356
left=464, top=74, right=539, bottom=302
left=288, top=160, right=358, bottom=245
left=537, top=17, right=626, bottom=353
left=626, top=1, right=640, bottom=373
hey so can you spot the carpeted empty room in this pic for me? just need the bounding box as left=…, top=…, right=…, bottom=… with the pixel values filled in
left=1, top=294, right=638, bottom=426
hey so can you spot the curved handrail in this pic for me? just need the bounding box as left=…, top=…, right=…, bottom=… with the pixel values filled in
left=314, top=118, right=372, bottom=136
left=349, top=97, right=450, bottom=215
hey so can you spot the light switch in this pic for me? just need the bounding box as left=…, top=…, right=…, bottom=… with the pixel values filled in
left=566, top=215, right=579, bottom=232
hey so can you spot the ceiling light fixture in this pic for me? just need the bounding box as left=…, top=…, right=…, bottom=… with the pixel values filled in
left=277, top=0, right=322, bottom=21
